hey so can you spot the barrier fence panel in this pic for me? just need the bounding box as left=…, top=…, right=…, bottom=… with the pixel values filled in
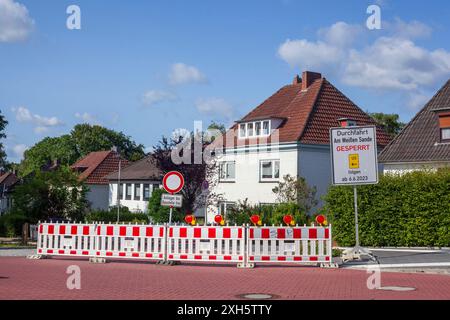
left=167, top=225, right=245, bottom=263
left=247, top=225, right=332, bottom=264
left=37, top=222, right=97, bottom=257
left=36, top=222, right=333, bottom=267
left=94, top=223, right=165, bottom=260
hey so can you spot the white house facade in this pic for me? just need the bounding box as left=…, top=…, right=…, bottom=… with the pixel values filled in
left=208, top=71, right=391, bottom=223
left=106, top=156, right=162, bottom=213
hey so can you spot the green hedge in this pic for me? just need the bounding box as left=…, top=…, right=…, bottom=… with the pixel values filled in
left=0, top=213, right=28, bottom=237
left=226, top=201, right=311, bottom=226
left=85, top=207, right=149, bottom=223
left=323, top=168, right=450, bottom=247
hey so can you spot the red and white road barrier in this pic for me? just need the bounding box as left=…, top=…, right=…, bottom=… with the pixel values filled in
left=37, top=222, right=97, bottom=257
left=167, top=225, right=245, bottom=262
left=247, top=225, right=332, bottom=263
left=36, top=222, right=333, bottom=267
left=94, top=224, right=165, bottom=260
left=37, top=222, right=165, bottom=261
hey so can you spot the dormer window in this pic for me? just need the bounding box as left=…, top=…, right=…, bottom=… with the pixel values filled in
left=238, top=120, right=271, bottom=139
left=438, top=113, right=450, bottom=141
left=338, top=118, right=357, bottom=127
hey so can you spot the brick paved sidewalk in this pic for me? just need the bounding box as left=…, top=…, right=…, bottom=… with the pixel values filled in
left=0, top=257, right=449, bottom=300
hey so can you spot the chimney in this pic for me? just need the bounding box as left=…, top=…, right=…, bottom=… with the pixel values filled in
left=301, top=71, right=322, bottom=91
left=292, top=74, right=302, bottom=85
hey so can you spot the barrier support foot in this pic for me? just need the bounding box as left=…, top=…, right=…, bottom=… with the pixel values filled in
left=157, top=260, right=177, bottom=266
left=320, top=262, right=339, bottom=268
left=237, top=262, right=254, bottom=269
left=26, top=254, right=48, bottom=260
left=89, top=257, right=106, bottom=264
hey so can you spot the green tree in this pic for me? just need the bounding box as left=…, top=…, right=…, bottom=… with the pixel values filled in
left=11, top=166, right=89, bottom=223
left=19, top=124, right=145, bottom=176
left=147, top=188, right=183, bottom=223
left=272, top=174, right=318, bottom=214
left=369, top=112, right=405, bottom=138
left=20, top=135, right=79, bottom=176
left=71, top=124, right=145, bottom=161
left=0, top=110, right=8, bottom=170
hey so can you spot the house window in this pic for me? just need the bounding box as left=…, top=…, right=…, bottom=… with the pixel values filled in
left=439, top=114, right=450, bottom=141
left=262, top=120, right=270, bottom=135
left=143, top=184, right=150, bottom=201
left=119, top=183, right=124, bottom=200
left=260, top=160, right=280, bottom=181
left=442, top=128, right=450, bottom=140
left=134, top=184, right=141, bottom=201
left=125, top=183, right=132, bottom=200
left=238, top=120, right=271, bottom=138
left=219, top=161, right=236, bottom=181
left=247, top=122, right=254, bottom=137
left=239, top=123, right=246, bottom=138
left=219, top=201, right=235, bottom=217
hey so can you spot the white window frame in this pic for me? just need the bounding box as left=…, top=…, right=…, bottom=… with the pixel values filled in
left=238, top=120, right=271, bottom=139
left=259, top=159, right=280, bottom=182
left=219, top=201, right=236, bottom=217
left=441, top=127, right=450, bottom=141
left=219, top=161, right=236, bottom=182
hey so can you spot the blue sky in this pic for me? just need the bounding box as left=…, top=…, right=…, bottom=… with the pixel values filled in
left=1, top=0, right=450, bottom=162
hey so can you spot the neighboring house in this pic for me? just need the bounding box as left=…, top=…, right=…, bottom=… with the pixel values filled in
left=71, top=151, right=129, bottom=211
left=0, top=172, right=19, bottom=215
left=209, top=71, right=391, bottom=222
left=379, top=79, right=450, bottom=174
left=105, top=155, right=162, bottom=213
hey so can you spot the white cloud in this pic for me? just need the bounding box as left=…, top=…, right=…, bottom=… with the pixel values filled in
left=386, top=18, right=432, bottom=39
left=278, top=22, right=361, bottom=70
left=142, top=90, right=177, bottom=106
left=277, top=19, right=450, bottom=110
left=11, top=143, right=27, bottom=159
left=75, top=112, right=101, bottom=125
left=12, top=106, right=64, bottom=134
left=195, top=98, right=234, bottom=121
left=0, top=0, right=34, bottom=42
left=168, top=63, right=207, bottom=85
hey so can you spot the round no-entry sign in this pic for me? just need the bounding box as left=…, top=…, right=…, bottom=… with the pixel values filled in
left=163, top=171, right=184, bottom=194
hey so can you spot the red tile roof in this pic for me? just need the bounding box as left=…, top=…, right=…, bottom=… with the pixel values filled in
left=214, top=72, right=391, bottom=148
left=379, top=79, right=450, bottom=163
left=71, top=151, right=130, bottom=185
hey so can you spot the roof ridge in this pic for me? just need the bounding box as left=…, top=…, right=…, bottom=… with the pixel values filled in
left=378, top=79, right=450, bottom=160
left=296, top=78, right=325, bottom=141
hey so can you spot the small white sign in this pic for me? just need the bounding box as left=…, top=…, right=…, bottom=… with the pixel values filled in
left=63, top=238, right=73, bottom=248
left=199, top=240, right=211, bottom=252
left=284, top=242, right=296, bottom=252
left=330, top=125, right=378, bottom=185
left=161, top=194, right=183, bottom=208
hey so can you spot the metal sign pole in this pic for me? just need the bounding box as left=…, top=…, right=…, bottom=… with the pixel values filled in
left=354, top=185, right=359, bottom=247
left=169, top=207, right=173, bottom=224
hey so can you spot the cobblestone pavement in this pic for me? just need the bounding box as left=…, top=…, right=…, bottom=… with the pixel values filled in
left=1, top=257, right=449, bottom=300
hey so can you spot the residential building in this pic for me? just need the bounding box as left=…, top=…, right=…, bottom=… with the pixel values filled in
left=0, top=172, right=19, bottom=215
left=379, top=79, right=450, bottom=174
left=71, top=151, right=129, bottom=210
left=209, top=71, right=391, bottom=222
left=105, top=155, right=162, bottom=213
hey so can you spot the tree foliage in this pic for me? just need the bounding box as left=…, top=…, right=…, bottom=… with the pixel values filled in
left=370, top=112, right=405, bottom=138
left=0, top=110, right=8, bottom=170
left=323, top=169, right=450, bottom=247
left=152, top=131, right=222, bottom=214
left=11, top=166, right=89, bottom=223
left=272, top=174, right=318, bottom=214
left=19, top=124, right=145, bottom=176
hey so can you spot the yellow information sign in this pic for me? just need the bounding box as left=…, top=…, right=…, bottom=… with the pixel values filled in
left=348, top=154, right=359, bottom=169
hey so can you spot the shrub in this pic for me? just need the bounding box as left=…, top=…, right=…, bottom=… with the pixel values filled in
left=0, top=213, right=28, bottom=237
left=147, top=188, right=183, bottom=223
left=226, top=199, right=310, bottom=226
left=85, top=206, right=149, bottom=224
left=323, top=169, right=450, bottom=247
